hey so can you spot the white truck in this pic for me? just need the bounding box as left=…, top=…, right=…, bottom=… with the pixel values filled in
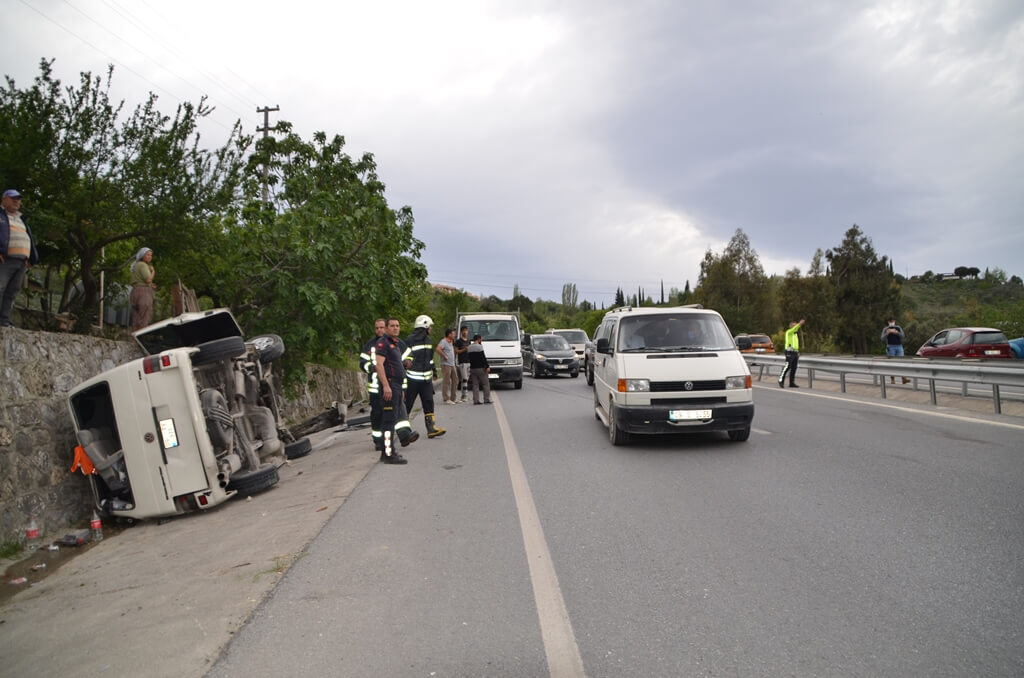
left=456, top=312, right=524, bottom=389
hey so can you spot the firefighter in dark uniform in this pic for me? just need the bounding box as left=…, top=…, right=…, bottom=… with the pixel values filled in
left=361, top=318, right=418, bottom=452
left=359, top=319, right=388, bottom=452
left=375, top=317, right=409, bottom=464
left=404, top=315, right=447, bottom=438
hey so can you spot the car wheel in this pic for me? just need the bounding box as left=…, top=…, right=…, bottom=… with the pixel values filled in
left=284, top=437, right=312, bottom=459
left=532, top=362, right=540, bottom=378
left=608, top=402, right=629, bottom=446
left=586, top=363, right=594, bottom=386
left=226, top=463, right=279, bottom=496
left=571, top=370, right=579, bottom=378
left=728, top=427, right=751, bottom=442
left=192, top=336, right=246, bottom=366
left=249, top=334, right=285, bottom=363
left=593, top=387, right=601, bottom=421
left=200, top=389, right=234, bottom=449
left=514, top=379, right=523, bottom=390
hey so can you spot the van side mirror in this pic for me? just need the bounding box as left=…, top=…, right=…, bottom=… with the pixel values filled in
left=596, top=337, right=610, bottom=354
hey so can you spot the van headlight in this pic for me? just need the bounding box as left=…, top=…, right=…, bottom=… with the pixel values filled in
left=725, top=375, right=752, bottom=389
left=617, top=379, right=650, bottom=392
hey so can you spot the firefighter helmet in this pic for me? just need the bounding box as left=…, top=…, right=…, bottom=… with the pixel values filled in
left=414, top=314, right=434, bottom=329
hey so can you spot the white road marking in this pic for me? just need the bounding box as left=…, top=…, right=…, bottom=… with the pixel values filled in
left=755, top=384, right=1024, bottom=431
left=492, top=394, right=586, bottom=678
left=751, top=428, right=772, bottom=435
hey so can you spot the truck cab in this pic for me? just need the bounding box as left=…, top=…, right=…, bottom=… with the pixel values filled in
left=456, top=313, right=524, bottom=389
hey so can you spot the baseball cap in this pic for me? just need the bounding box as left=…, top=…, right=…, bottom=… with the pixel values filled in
left=3, top=189, right=22, bottom=199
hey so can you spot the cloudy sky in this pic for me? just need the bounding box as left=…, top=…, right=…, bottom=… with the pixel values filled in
left=4, top=0, right=1022, bottom=307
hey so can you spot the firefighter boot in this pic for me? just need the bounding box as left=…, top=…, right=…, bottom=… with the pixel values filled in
left=398, top=428, right=419, bottom=447
left=425, top=413, right=447, bottom=438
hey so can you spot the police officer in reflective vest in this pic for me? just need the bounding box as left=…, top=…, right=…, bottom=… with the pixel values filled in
left=404, top=315, right=447, bottom=438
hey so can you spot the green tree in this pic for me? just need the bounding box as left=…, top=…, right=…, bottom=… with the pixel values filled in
left=0, top=60, right=249, bottom=326
left=614, top=287, right=625, bottom=307
left=695, top=229, right=773, bottom=332
left=214, top=124, right=427, bottom=381
left=825, top=224, right=900, bottom=353
left=561, top=282, right=578, bottom=310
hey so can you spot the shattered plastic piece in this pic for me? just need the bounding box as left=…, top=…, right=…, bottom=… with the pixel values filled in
left=47, top=544, right=60, bottom=551
left=30, top=563, right=47, bottom=571
left=9, top=577, right=27, bottom=585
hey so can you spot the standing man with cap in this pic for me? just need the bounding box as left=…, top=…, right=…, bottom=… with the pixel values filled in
left=778, top=318, right=806, bottom=388
left=0, top=190, right=40, bottom=328
left=404, top=315, right=447, bottom=438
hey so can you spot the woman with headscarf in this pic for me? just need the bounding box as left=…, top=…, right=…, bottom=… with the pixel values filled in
left=130, top=247, right=155, bottom=330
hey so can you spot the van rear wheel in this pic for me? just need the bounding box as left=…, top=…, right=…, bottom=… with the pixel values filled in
left=226, top=464, right=279, bottom=496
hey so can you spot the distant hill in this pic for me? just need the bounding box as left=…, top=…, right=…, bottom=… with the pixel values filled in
left=900, top=279, right=1024, bottom=351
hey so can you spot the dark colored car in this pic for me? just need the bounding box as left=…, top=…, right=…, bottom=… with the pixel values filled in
left=522, top=334, right=579, bottom=378
left=916, top=327, right=1012, bottom=359
left=734, top=333, right=774, bottom=353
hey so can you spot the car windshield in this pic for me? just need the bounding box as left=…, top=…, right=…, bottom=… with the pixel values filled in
left=461, top=320, right=519, bottom=341
left=551, top=330, right=587, bottom=343
left=616, top=314, right=735, bottom=352
left=534, top=335, right=570, bottom=351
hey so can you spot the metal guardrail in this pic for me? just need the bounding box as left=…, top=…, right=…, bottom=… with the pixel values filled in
left=743, top=353, right=1024, bottom=414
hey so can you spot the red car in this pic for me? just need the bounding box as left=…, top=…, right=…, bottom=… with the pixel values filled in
left=916, top=327, right=1012, bottom=359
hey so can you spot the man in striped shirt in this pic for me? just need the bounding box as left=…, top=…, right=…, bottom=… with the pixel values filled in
left=1, top=190, right=39, bottom=328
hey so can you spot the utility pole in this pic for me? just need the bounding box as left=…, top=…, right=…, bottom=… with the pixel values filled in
left=256, top=105, right=279, bottom=202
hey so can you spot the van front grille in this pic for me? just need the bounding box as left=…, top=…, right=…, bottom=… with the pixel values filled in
left=651, top=380, right=725, bottom=392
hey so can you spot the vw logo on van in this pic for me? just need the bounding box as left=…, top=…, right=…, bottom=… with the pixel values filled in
left=684, top=381, right=694, bottom=391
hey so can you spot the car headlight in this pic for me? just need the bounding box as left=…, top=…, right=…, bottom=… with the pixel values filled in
left=725, top=375, right=752, bottom=389
left=535, top=353, right=547, bottom=361
left=618, top=379, right=650, bottom=392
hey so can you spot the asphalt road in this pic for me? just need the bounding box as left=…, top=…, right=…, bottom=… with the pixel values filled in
left=209, top=375, right=1024, bottom=677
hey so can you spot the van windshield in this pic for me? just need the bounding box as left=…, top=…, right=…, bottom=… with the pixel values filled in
left=616, top=314, right=735, bottom=352
left=460, top=320, right=519, bottom=341
left=551, top=330, right=587, bottom=344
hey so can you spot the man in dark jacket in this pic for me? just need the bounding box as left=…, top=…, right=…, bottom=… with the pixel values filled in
left=1, top=189, right=40, bottom=328
left=467, top=334, right=492, bottom=404
left=404, top=315, right=446, bottom=438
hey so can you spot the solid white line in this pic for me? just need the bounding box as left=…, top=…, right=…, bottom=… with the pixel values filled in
left=492, top=394, right=586, bottom=678
left=755, top=384, right=1024, bottom=431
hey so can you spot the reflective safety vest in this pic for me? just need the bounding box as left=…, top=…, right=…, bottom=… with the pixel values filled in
left=359, top=335, right=381, bottom=395
left=403, top=327, right=435, bottom=381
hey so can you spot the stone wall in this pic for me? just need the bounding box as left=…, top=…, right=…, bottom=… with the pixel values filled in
left=0, top=327, right=365, bottom=547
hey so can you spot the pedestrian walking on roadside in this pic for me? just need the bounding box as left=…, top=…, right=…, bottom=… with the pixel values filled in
left=881, top=317, right=910, bottom=384
left=467, top=334, right=492, bottom=404
left=454, top=325, right=471, bottom=402
left=0, top=189, right=40, bottom=328
left=375, top=318, right=409, bottom=464
left=778, top=318, right=805, bottom=388
left=437, top=327, right=459, bottom=404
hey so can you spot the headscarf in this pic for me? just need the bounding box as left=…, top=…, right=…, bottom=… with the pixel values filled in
left=135, top=247, right=153, bottom=262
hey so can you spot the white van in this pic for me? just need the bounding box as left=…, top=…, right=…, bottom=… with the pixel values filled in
left=456, top=312, right=524, bottom=389
left=592, top=306, right=754, bottom=444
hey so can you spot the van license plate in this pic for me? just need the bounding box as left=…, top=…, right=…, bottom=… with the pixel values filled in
left=669, top=409, right=712, bottom=421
